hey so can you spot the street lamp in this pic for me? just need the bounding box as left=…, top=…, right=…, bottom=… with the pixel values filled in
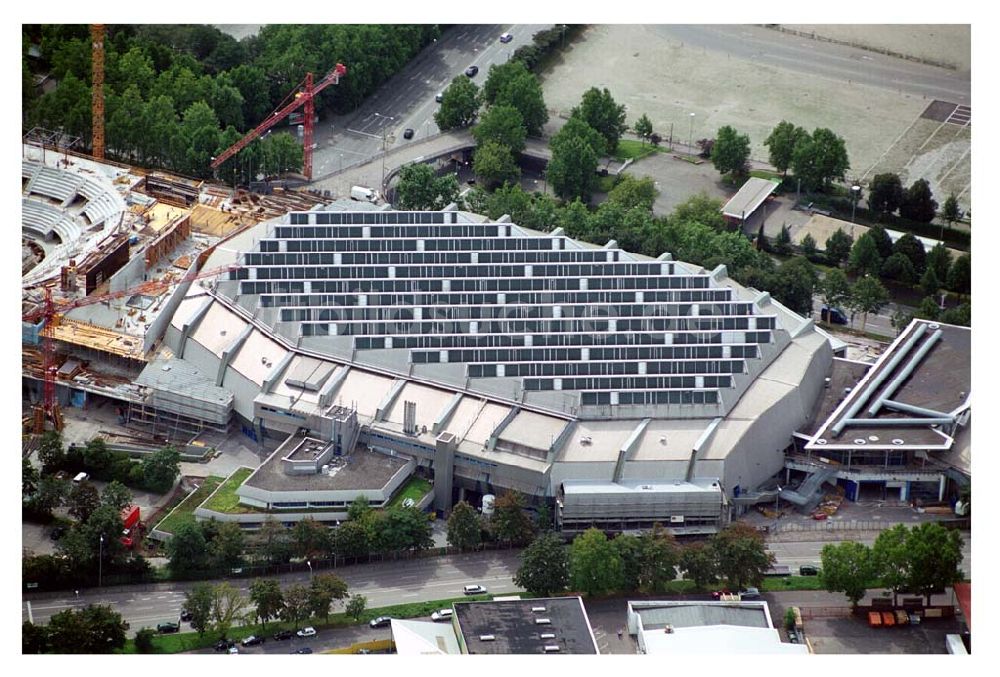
left=306, top=560, right=313, bottom=582
left=850, top=184, right=861, bottom=223
left=99, top=534, right=104, bottom=588
left=688, top=113, right=696, bottom=156
left=373, top=112, right=395, bottom=191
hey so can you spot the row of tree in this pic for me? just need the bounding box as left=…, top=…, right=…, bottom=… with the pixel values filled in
left=23, top=605, right=128, bottom=654
left=23, top=24, right=440, bottom=177
left=868, top=172, right=960, bottom=226
left=513, top=522, right=774, bottom=598
left=821, top=522, right=964, bottom=608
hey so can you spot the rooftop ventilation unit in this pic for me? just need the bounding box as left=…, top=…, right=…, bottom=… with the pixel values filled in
left=892, top=438, right=905, bottom=445
left=868, top=435, right=879, bottom=442
left=540, top=633, right=555, bottom=639
left=816, top=438, right=827, bottom=445
left=659, top=436, right=667, bottom=445
left=580, top=436, right=592, bottom=445
left=854, top=439, right=867, bottom=445
left=479, top=635, right=495, bottom=642
left=535, top=618, right=551, bottom=625
left=543, top=645, right=560, bottom=653
left=531, top=606, right=546, bottom=613
left=664, top=625, right=674, bottom=634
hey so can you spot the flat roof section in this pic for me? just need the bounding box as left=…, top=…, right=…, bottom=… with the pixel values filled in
left=496, top=410, right=569, bottom=456
left=229, top=328, right=288, bottom=385
left=243, top=440, right=408, bottom=493
left=335, top=369, right=397, bottom=421
left=801, top=358, right=871, bottom=436
left=383, top=381, right=458, bottom=432
left=632, top=419, right=716, bottom=462
left=189, top=301, right=247, bottom=357
left=721, top=177, right=779, bottom=219
left=556, top=419, right=637, bottom=464
left=454, top=597, right=597, bottom=654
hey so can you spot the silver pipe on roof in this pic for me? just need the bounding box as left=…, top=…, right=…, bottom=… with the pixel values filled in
left=881, top=399, right=954, bottom=420
left=831, top=323, right=928, bottom=436
left=866, top=329, right=943, bottom=416
left=840, top=417, right=954, bottom=427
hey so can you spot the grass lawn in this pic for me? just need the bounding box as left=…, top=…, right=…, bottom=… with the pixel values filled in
left=387, top=476, right=433, bottom=509
left=613, top=139, right=668, bottom=162
left=200, top=467, right=255, bottom=514
left=153, top=476, right=224, bottom=535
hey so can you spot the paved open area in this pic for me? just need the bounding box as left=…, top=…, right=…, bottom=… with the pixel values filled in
left=804, top=614, right=962, bottom=654
left=539, top=24, right=970, bottom=211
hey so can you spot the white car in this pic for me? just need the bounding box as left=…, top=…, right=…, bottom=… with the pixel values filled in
left=499, top=33, right=513, bottom=43
left=431, top=609, right=454, bottom=622
left=227, top=646, right=239, bottom=654
left=463, top=584, right=487, bottom=595
left=296, top=627, right=316, bottom=638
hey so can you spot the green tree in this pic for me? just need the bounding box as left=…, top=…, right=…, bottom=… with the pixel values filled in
left=67, top=481, right=101, bottom=523
left=881, top=253, right=917, bottom=284
left=905, top=522, right=965, bottom=604
left=915, top=296, right=941, bottom=321
left=946, top=253, right=970, bottom=294
left=615, top=534, right=644, bottom=592
left=22, top=621, right=49, bottom=654
left=919, top=266, right=941, bottom=297
left=184, top=582, right=215, bottom=636
left=291, top=517, right=331, bottom=560
left=872, top=524, right=910, bottom=605
left=255, top=516, right=292, bottom=565
left=848, top=232, right=883, bottom=277
left=671, top=193, right=727, bottom=231
left=210, top=521, right=246, bottom=571
left=134, top=627, right=156, bottom=654
left=570, top=527, right=624, bottom=596
left=434, top=75, right=479, bottom=131
left=141, top=446, right=181, bottom=493
left=167, top=521, right=210, bottom=578
left=764, top=120, right=807, bottom=176
left=346, top=594, right=368, bottom=621
left=473, top=104, right=527, bottom=154
left=825, top=228, right=854, bottom=267
left=100, top=480, right=132, bottom=513
left=395, top=163, right=460, bottom=211
left=711, top=523, right=774, bottom=590
left=573, top=86, right=627, bottom=154
left=380, top=506, right=434, bottom=551
left=177, top=101, right=221, bottom=178
left=83, top=438, right=115, bottom=476
left=491, top=491, right=537, bottom=546
left=868, top=225, right=894, bottom=261
left=473, top=140, right=521, bottom=190
left=38, top=430, right=66, bottom=474
left=547, top=118, right=603, bottom=201
left=791, top=128, right=850, bottom=191
left=607, top=175, right=658, bottom=212
left=333, top=518, right=370, bottom=559
left=820, top=268, right=852, bottom=310
left=46, top=604, right=128, bottom=654
left=22, top=457, right=39, bottom=500
left=447, top=500, right=483, bottom=551
left=774, top=224, right=792, bottom=255
left=515, top=532, right=569, bottom=596
left=939, top=302, right=971, bottom=327
left=280, top=583, right=311, bottom=627
left=926, top=243, right=952, bottom=286
left=638, top=524, right=680, bottom=592
left=848, top=276, right=890, bottom=332
left=211, top=581, right=248, bottom=640
left=679, top=542, right=718, bottom=589
left=900, top=178, right=938, bottom=223
left=710, top=125, right=751, bottom=177
left=773, top=257, right=818, bottom=316
left=820, top=541, right=876, bottom=608
left=634, top=113, right=653, bottom=144
left=867, top=173, right=904, bottom=218
left=308, top=573, right=349, bottom=622
left=893, top=233, right=927, bottom=275
left=28, top=476, right=68, bottom=518
left=347, top=495, right=372, bottom=521
left=800, top=233, right=818, bottom=258
left=942, top=194, right=960, bottom=226
left=249, top=578, right=284, bottom=635
left=485, top=61, right=548, bottom=136
left=262, top=132, right=304, bottom=175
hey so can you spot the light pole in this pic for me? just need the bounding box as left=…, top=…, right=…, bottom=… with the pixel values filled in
left=306, top=560, right=313, bottom=582
left=688, top=113, right=696, bottom=156
left=373, top=112, right=395, bottom=191
left=99, top=534, right=104, bottom=587
left=850, top=184, right=861, bottom=236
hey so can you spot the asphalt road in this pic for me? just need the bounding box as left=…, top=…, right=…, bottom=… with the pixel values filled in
left=309, top=24, right=551, bottom=180
left=810, top=295, right=910, bottom=340
left=650, top=25, right=970, bottom=104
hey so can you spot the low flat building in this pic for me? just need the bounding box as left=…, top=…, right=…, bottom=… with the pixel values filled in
left=453, top=597, right=599, bottom=654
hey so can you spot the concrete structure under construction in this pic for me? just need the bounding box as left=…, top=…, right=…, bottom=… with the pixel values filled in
left=128, top=203, right=840, bottom=530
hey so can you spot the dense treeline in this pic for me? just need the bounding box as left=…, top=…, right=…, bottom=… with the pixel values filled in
left=22, top=24, right=440, bottom=178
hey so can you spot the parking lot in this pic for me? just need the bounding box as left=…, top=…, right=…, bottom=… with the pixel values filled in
left=804, top=615, right=961, bottom=654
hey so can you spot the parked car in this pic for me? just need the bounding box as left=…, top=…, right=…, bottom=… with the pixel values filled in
left=739, top=587, right=761, bottom=599
left=403, top=128, right=414, bottom=140
left=435, top=92, right=444, bottom=103
left=227, top=645, right=239, bottom=654
left=293, top=647, right=313, bottom=654
left=464, top=584, right=486, bottom=595
left=49, top=526, right=67, bottom=541
left=214, top=639, right=235, bottom=652
left=369, top=616, right=392, bottom=628
left=464, top=65, right=479, bottom=77
left=711, top=589, right=731, bottom=600
left=431, top=609, right=453, bottom=622
left=357, top=648, right=371, bottom=654
left=799, top=565, right=820, bottom=576
left=156, top=622, right=180, bottom=634
left=273, top=629, right=294, bottom=641
left=820, top=305, right=848, bottom=325
left=402, top=497, right=415, bottom=508
left=499, top=32, right=513, bottom=43
left=297, top=627, right=316, bottom=638
left=241, top=635, right=264, bottom=646
left=179, top=609, right=193, bottom=622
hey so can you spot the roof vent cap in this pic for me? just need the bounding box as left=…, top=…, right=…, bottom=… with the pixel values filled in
left=928, top=323, right=940, bottom=329
left=816, top=439, right=827, bottom=446
left=892, top=438, right=905, bottom=445
left=868, top=435, right=879, bottom=442
left=540, top=633, right=555, bottom=639
left=535, top=618, right=551, bottom=625
left=854, top=438, right=867, bottom=445
left=543, top=645, right=560, bottom=652
left=479, top=635, right=495, bottom=642
left=532, top=606, right=546, bottom=612
left=659, top=436, right=667, bottom=445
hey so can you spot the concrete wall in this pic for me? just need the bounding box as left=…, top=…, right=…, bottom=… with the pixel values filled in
left=222, top=368, right=262, bottom=422
left=145, top=264, right=199, bottom=354
left=109, top=249, right=146, bottom=293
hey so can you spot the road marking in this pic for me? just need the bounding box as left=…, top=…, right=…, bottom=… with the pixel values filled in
left=26, top=602, right=33, bottom=624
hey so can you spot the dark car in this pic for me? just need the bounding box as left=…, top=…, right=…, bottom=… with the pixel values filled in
left=292, top=647, right=313, bottom=654
left=464, top=65, right=479, bottom=77
left=435, top=92, right=444, bottom=103
left=820, top=305, right=848, bottom=325
left=799, top=565, right=820, bottom=576
left=179, top=609, right=193, bottom=622
left=157, top=622, right=180, bottom=634
left=403, top=128, right=414, bottom=140
left=241, top=635, right=264, bottom=647
left=369, top=616, right=393, bottom=628
left=273, top=630, right=294, bottom=641
left=215, top=639, right=236, bottom=652
left=49, top=526, right=67, bottom=541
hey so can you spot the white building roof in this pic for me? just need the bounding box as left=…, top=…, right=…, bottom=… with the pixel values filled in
left=230, top=329, right=288, bottom=385
left=390, top=619, right=461, bottom=655
left=640, top=625, right=807, bottom=654
left=721, top=177, right=779, bottom=219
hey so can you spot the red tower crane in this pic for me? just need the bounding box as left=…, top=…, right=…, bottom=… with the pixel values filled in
left=210, top=63, right=347, bottom=181
left=23, top=263, right=241, bottom=432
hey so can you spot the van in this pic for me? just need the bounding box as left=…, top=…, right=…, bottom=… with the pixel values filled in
left=820, top=305, right=848, bottom=325
left=72, top=472, right=90, bottom=484
left=350, top=186, right=377, bottom=202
